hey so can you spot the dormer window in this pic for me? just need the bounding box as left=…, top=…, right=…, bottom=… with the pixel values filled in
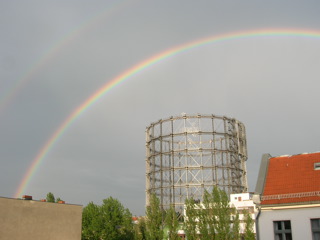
left=314, top=162, right=320, bottom=170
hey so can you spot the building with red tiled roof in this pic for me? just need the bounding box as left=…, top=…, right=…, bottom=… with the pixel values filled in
left=254, top=152, right=320, bottom=240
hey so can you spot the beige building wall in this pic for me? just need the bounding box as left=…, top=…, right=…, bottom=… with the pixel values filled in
left=0, top=197, right=82, bottom=240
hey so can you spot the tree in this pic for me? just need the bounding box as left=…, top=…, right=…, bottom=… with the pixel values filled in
left=211, top=186, right=240, bottom=240
left=45, top=192, right=63, bottom=203
left=138, top=218, right=147, bottom=240
left=231, top=208, right=240, bottom=240
left=199, top=191, right=216, bottom=240
left=82, top=197, right=134, bottom=240
left=212, top=186, right=232, bottom=240
left=46, top=192, right=55, bottom=203
left=243, top=209, right=255, bottom=240
left=134, top=217, right=147, bottom=240
left=145, top=193, right=163, bottom=240
left=82, top=202, right=103, bottom=240
left=184, top=198, right=198, bottom=240
left=165, top=206, right=180, bottom=240
left=184, top=187, right=241, bottom=240
left=100, top=197, right=133, bottom=240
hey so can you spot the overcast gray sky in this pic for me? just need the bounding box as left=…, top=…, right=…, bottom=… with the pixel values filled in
left=1, top=0, right=320, bottom=215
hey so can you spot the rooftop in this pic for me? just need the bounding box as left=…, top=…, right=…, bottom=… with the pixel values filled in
left=260, top=152, right=320, bottom=205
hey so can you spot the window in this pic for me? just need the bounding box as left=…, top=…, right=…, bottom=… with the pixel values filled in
left=246, top=206, right=253, bottom=213
left=311, top=219, right=320, bottom=240
left=314, top=162, right=320, bottom=170
left=274, top=221, right=292, bottom=240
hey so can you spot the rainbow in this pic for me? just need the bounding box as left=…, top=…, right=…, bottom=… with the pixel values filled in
left=14, top=28, right=320, bottom=198
left=0, top=0, right=135, bottom=115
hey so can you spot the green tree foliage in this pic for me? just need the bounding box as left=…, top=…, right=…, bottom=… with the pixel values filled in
left=199, top=191, right=216, bottom=240
left=210, top=186, right=242, bottom=240
left=165, top=206, right=180, bottom=240
left=231, top=209, right=240, bottom=240
left=145, top=193, right=163, bottom=240
left=134, top=217, right=147, bottom=240
left=45, top=193, right=63, bottom=203
left=212, top=187, right=232, bottom=240
left=243, top=209, right=255, bottom=240
left=46, top=192, right=55, bottom=203
left=82, top=197, right=134, bottom=240
left=184, top=198, right=198, bottom=240
left=82, top=202, right=103, bottom=240
left=184, top=187, right=241, bottom=240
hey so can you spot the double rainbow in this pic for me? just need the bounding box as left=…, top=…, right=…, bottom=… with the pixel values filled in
left=14, top=28, right=320, bottom=198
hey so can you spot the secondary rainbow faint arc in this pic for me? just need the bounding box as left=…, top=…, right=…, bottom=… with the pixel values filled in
left=14, top=28, right=320, bottom=198
left=0, top=0, right=136, bottom=115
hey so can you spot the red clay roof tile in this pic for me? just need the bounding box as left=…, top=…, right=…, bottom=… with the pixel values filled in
left=261, top=152, right=320, bottom=205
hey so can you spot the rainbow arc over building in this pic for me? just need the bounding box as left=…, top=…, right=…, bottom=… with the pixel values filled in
left=14, top=28, right=320, bottom=198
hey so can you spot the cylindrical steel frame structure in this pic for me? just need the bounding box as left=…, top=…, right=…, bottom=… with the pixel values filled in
left=146, top=114, right=248, bottom=214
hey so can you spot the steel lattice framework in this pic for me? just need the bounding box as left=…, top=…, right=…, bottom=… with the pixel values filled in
left=146, top=114, right=248, bottom=214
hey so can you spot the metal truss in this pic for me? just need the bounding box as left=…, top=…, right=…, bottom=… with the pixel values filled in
left=145, top=114, right=248, bottom=214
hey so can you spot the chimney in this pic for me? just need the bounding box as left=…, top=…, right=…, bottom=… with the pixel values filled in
left=22, top=195, right=32, bottom=200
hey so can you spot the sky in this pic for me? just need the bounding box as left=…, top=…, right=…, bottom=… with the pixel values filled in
left=1, top=0, right=320, bottom=216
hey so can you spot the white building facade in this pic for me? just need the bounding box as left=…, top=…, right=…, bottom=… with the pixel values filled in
left=230, top=193, right=258, bottom=236
left=254, top=153, right=320, bottom=240
left=257, top=204, right=320, bottom=240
